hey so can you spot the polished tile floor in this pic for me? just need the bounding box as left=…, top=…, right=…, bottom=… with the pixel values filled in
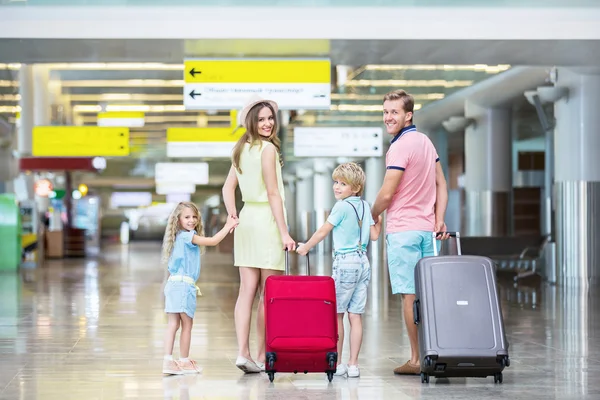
left=1, top=241, right=599, bottom=399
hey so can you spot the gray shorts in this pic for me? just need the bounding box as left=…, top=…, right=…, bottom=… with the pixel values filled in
left=332, top=251, right=371, bottom=314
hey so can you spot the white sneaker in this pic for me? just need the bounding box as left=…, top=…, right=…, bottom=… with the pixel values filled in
left=235, top=356, right=261, bottom=374
left=347, top=365, right=360, bottom=378
left=334, top=364, right=348, bottom=376
left=255, top=361, right=266, bottom=371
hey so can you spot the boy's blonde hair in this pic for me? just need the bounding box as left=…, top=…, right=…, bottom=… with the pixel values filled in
left=161, top=201, right=205, bottom=264
left=332, top=162, right=366, bottom=196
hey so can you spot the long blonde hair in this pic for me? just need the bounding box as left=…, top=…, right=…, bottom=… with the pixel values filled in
left=161, top=202, right=205, bottom=264
left=231, top=102, right=283, bottom=174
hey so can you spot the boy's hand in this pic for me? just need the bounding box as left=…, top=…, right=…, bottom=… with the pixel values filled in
left=296, top=243, right=309, bottom=256
left=376, top=215, right=382, bottom=226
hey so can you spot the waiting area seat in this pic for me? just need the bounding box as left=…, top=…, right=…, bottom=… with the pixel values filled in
left=460, top=235, right=550, bottom=282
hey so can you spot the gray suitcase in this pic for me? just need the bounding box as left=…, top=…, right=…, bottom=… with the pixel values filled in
left=413, top=232, right=510, bottom=384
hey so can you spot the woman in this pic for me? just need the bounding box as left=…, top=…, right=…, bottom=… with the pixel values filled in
left=222, top=95, right=296, bottom=373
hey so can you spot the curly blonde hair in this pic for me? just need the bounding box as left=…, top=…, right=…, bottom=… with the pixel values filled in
left=161, top=202, right=205, bottom=264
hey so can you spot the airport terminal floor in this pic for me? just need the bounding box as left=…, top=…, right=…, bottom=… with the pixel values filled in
left=1, top=242, right=599, bottom=400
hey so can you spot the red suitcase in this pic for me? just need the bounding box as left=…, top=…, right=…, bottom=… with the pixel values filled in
left=264, top=251, right=338, bottom=382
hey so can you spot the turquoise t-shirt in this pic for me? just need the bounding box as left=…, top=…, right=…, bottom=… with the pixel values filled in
left=327, top=196, right=375, bottom=255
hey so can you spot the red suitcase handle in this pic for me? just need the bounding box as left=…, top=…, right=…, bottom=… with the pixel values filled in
left=284, top=249, right=310, bottom=276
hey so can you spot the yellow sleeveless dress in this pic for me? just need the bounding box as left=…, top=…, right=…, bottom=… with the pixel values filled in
left=234, top=141, right=287, bottom=271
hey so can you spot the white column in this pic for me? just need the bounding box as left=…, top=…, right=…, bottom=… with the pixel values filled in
left=18, top=65, right=34, bottom=157
left=364, top=156, right=385, bottom=259
left=295, top=166, right=314, bottom=242
left=364, top=156, right=387, bottom=316
left=313, top=159, right=335, bottom=254
left=364, top=156, right=385, bottom=205
left=464, top=102, right=512, bottom=236
left=553, top=68, right=600, bottom=286
left=33, top=65, right=51, bottom=127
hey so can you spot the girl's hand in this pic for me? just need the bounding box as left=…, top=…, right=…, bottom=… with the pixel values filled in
left=281, top=233, right=296, bottom=251
left=225, top=215, right=239, bottom=232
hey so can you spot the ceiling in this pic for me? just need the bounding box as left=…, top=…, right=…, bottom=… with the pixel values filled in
left=0, top=38, right=565, bottom=191
left=2, top=39, right=600, bottom=66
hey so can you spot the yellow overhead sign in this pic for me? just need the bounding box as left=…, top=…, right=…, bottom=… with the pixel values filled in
left=183, top=39, right=331, bottom=58
left=33, top=126, right=130, bottom=157
left=167, top=127, right=245, bottom=143
left=184, top=59, right=331, bottom=84
left=97, top=111, right=144, bottom=120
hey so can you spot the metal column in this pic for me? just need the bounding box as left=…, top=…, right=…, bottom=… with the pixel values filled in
left=464, top=103, right=512, bottom=236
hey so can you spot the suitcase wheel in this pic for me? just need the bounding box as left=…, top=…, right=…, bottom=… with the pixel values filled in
left=494, top=372, right=503, bottom=384
left=327, top=371, right=334, bottom=382
left=420, top=372, right=430, bottom=384
left=424, top=356, right=434, bottom=368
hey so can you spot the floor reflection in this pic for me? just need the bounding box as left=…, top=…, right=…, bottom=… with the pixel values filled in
left=0, top=242, right=599, bottom=399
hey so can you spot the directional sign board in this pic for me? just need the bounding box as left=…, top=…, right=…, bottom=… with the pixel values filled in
left=183, top=58, right=331, bottom=110
left=32, top=126, right=129, bottom=157
left=155, top=162, right=209, bottom=185
left=293, top=127, right=384, bottom=158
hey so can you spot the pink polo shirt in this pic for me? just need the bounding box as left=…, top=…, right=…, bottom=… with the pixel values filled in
left=385, top=125, right=439, bottom=233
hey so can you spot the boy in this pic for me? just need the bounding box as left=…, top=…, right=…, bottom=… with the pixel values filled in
left=297, top=162, right=382, bottom=378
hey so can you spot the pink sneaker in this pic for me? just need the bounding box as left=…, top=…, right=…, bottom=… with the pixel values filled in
left=178, top=359, right=202, bottom=374
left=162, top=359, right=184, bottom=375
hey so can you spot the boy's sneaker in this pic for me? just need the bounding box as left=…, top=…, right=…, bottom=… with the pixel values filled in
left=334, top=364, right=348, bottom=376
left=347, top=365, right=360, bottom=378
left=162, top=359, right=184, bottom=375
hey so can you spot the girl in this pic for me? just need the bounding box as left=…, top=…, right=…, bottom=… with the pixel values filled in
left=161, top=201, right=238, bottom=375
left=222, top=95, right=296, bottom=373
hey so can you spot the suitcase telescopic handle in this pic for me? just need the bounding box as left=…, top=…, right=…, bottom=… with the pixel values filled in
left=413, top=299, right=420, bottom=325
left=284, top=248, right=311, bottom=276
left=432, top=231, right=462, bottom=256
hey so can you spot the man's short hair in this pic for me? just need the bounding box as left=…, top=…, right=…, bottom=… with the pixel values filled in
left=332, top=162, right=366, bottom=196
left=383, top=89, right=415, bottom=114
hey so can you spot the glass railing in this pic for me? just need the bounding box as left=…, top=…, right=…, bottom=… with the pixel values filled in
left=0, top=0, right=598, bottom=7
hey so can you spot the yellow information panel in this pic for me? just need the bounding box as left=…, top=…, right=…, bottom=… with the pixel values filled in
left=184, top=59, right=331, bottom=84
left=33, top=126, right=130, bottom=157
left=97, top=111, right=145, bottom=120
left=167, top=127, right=245, bottom=143
left=183, top=58, right=331, bottom=110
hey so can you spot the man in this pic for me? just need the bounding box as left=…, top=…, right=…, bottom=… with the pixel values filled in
left=371, top=89, right=449, bottom=375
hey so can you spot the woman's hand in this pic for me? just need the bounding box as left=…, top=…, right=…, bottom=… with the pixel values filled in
left=281, top=233, right=296, bottom=251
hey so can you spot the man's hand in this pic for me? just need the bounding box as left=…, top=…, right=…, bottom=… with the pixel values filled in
left=434, top=221, right=450, bottom=240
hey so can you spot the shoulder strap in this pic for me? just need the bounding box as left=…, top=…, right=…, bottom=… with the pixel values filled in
left=345, top=199, right=365, bottom=248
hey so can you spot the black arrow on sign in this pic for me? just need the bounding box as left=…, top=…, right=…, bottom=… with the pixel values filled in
left=189, top=90, right=202, bottom=100
left=189, top=68, right=201, bottom=78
